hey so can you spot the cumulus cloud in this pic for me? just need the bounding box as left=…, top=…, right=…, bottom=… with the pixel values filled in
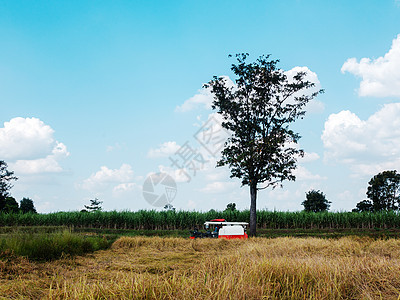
left=0, top=117, right=56, bottom=160
left=157, top=165, right=192, bottom=183
left=175, top=76, right=235, bottom=113
left=285, top=66, right=324, bottom=113
left=341, top=34, right=400, bottom=97
left=322, top=103, right=400, bottom=176
left=112, top=182, right=140, bottom=197
left=293, top=166, right=326, bottom=181
left=0, top=117, right=69, bottom=174
left=12, top=142, right=69, bottom=174
left=301, top=152, right=320, bottom=163
left=147, top=141, right=181, bottom=158
left=175, top=88, right=213, bottom=113
left=200, top=181, right=236, bottom=194
left=80, top=164, right=135, bottom=191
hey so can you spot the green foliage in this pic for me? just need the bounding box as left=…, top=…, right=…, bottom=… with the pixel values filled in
left=224, top=203, right=237, bottom=211
left=366, top=170, right=400, bottom=211
left=164, top=204, right=176, bottom=211
left=3, top=197, right=19, bottom=213
left=1, top=210, right=400, bottom=230
left=20, top=198, right=37, bottom=214
left=84, top=198, right=103, bottom=212
left=205, top=53, right=323, bottom=236
left=0, top=161, right=18, bottom=212
left=352, top=200, right=373, bottom=213
left=0, top=229, right=111, bottom=261
left=206, top=54, right=322, bottom=188
left=302, top=190, right=331, bottom=212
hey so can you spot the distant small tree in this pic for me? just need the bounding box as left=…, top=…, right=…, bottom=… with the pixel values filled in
left=84, top=198, right=103, bottom=212
left=224, top=203, right=237, bottom=211
left=302, top=190, right=330, bottom=212
left=352, top=199, right=373, bottom=212
left=20, top=198, right=37, bottom=214
left=164, top=204, right=176, bottom=211
left=3, top=197, right=19, bottom=213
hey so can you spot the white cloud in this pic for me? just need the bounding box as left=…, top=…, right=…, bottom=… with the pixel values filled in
left=322, top=103, right=400, bottom=176
left=147, top=141, right=180, bottom=158
left=0, top=117, right=56, bottom=160
left=12, top=153, right=65, bottom=174
left=112, top=182, right=140, bottom=198
left=205, top=168, right=230, bottom=181
left=113, top=182, right=138, bottom=192
left=200, top=181, right=236, bottom=194
left=301, top=152, right=320, bottom=163
left=293, top=166, right=326, bottom=181
left=175, top=88, right=213, bottom=112
left=106, top=143, right=123, bottom=152
left=285, top=66, right=324, bottom=113
left=80, top=164, right=135, bottom=191
left=175, top=76, right=235, bottom=113
left=0, top=117, right=69, bottom=174
left=341, top=34, right=400, bottom=97
left=157, top=165, right=191, bottom=183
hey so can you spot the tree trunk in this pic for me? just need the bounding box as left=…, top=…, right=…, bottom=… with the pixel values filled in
left=249, top=181, right=257, bottom=237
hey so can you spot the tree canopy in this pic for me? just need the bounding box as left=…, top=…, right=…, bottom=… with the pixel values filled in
left=367, top=170, right=400, bottom=211
left=84, top=198, right=103, bottom=212
left=206, top=53, right=322, bottom=236
left=20, top=198, right=37, bottom=214
left=224, top=203, right=237, bottom=212
left=302, top=190, right=330, bottom=213
left=354, top=170, right=400, bottom=212
left=352, top=199, right=373, bottom=213
left=0, top=161, right=18, bottom=212
left=3, top=197, right=19, bottom=213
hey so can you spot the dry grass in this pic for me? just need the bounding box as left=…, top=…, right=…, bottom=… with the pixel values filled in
left=1, top=236, right=400, bottom=299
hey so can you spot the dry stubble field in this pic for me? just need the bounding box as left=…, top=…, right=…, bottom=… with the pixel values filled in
left=1, top=236, right=400, bottom=299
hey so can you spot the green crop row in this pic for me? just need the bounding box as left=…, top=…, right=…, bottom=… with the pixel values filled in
left=0, top=229, right=111, bottom=260
left=1, top=210, right=400, bottom=230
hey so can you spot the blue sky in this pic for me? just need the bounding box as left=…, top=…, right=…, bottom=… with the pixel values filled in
left=1, top=1, right=400, bottom=212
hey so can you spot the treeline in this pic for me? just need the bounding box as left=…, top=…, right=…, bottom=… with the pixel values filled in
left=0, top=161, right=37, bottom=214
left=1, top=210, right=400, bottom=230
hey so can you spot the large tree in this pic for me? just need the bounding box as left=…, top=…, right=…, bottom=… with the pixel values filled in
left=366, top=170, right=400, bottom=211
left=0, top=161, right=18, bottom=212
left=206, top=54, right=322, bottom=236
